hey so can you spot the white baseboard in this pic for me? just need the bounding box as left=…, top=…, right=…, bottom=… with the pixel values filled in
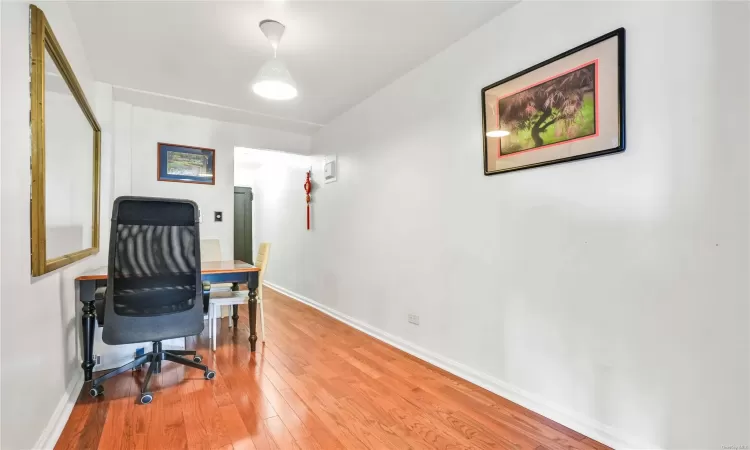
left=33, top=371, right=84, bottom=450
left=264, top=281, right=659, bottom=450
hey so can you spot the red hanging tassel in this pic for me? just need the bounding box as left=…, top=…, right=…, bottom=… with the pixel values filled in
left=304, top=170, right=312, bottom=230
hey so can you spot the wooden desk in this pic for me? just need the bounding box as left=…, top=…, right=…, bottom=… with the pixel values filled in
left=76, top=260, right=260, bottom=382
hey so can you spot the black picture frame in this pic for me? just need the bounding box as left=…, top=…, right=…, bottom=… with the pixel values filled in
left=482, top=28, right=626, bottom=176
left=157, top=142, right=216, bottom=185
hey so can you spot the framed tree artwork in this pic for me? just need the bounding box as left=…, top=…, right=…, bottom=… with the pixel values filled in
left=157, top=143, right=216, bottom=185
left=482, top=28, right=625, bottom=175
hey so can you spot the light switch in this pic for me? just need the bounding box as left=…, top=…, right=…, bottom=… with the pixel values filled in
left=214, top=211, right=223, bottom=222
left=324, top=154, right=337, bottom=183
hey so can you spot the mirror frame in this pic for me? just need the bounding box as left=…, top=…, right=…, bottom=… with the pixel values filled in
left=30, top=5, right=101, bottom=276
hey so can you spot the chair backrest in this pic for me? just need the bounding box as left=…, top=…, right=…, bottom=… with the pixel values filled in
left=200, top=238, right=223, bottom=262
left=103, top=196, right=204, bottom=345
left=256, top=242, right=271, bottom=275
left=255, top=242, right=271, bottom=289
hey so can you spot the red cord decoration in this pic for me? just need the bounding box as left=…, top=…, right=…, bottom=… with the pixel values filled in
left=304, top=170, right=312, bottom=230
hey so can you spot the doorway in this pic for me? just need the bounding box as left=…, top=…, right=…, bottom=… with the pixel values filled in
left=234, top=187, right=253, bottom=264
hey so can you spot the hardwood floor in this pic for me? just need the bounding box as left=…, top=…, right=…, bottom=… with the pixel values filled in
left=56, top=288, right=611, bottom=450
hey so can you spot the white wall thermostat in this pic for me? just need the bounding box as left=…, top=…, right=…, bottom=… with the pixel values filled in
left=324, top=154, right=337, bottom=184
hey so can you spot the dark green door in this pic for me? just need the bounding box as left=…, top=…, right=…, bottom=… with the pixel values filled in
left=234, top=187, right=253, bottom=264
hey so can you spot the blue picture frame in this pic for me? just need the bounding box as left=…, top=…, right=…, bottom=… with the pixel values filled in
left=157, top=142, right=215, bottom=185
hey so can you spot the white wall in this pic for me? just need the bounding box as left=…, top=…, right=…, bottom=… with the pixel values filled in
left=93, top=108, right=311, bottom=370
left=234, top=149, right=314, bottom=281
left=0, top=3, right=115, bottom=449
left=262, top=1, right=749, bottom=448
left=112, top=105, right=311, bottom=260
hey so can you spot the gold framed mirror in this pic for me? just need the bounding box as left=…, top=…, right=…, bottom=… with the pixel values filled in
left=30, top=5, right=101, bottom=276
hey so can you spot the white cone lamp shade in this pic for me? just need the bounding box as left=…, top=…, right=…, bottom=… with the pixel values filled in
left=252, top=59, right=298, bottom=100
left=252, top=19, right=298, bottom=101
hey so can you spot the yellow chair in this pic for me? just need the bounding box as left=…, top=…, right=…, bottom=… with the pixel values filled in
left=255, top=243, right=271, bottom=342
left=200, top=239, right=223, bottom=262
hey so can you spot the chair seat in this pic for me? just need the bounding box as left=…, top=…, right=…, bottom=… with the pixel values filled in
left=114, top=285, right=197, bottom=316
left=209, top=290, right=248, bottom=306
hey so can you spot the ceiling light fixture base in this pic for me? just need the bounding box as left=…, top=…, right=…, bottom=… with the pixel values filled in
left=259, top=19, right=285, bottom=51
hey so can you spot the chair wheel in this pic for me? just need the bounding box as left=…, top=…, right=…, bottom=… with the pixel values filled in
left=193, top=355, right=202, bottom=363
left=204, top=370, right=216, bottom=380
left=89, top=385, right=104, bottom=397
left=139, top=393, right=153, bottom=404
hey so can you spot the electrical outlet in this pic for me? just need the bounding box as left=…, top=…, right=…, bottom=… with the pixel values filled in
left=408, top=314, right=420, bottom=325
left=95, top=355, right=101, bottom=365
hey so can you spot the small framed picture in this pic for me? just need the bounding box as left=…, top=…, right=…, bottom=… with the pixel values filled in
left=482, top=28, right=625, bottom=175
left=157, top=143, right=215, bottom=185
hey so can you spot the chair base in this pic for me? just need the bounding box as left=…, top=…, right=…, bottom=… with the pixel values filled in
left=89, top=341, right=215, bottom=404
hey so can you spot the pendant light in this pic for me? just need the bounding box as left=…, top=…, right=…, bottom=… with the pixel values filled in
left=252, top=19, right=298, bottom=101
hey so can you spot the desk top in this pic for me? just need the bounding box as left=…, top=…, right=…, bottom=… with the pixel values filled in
left=76, top=260, right=259, bottom=281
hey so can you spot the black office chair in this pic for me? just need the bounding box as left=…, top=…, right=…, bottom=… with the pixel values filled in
left=88, top=196, right=215, bottom=404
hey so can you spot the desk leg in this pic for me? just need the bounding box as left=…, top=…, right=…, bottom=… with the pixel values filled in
left=81, top=297, right=96, bottom=382
left=231, top=283, right=240, bottom=328
left=248, top=287, right=258, bottom=351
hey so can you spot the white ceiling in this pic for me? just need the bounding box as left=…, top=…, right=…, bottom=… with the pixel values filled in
left=69, top=1, right=515, bottom=135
